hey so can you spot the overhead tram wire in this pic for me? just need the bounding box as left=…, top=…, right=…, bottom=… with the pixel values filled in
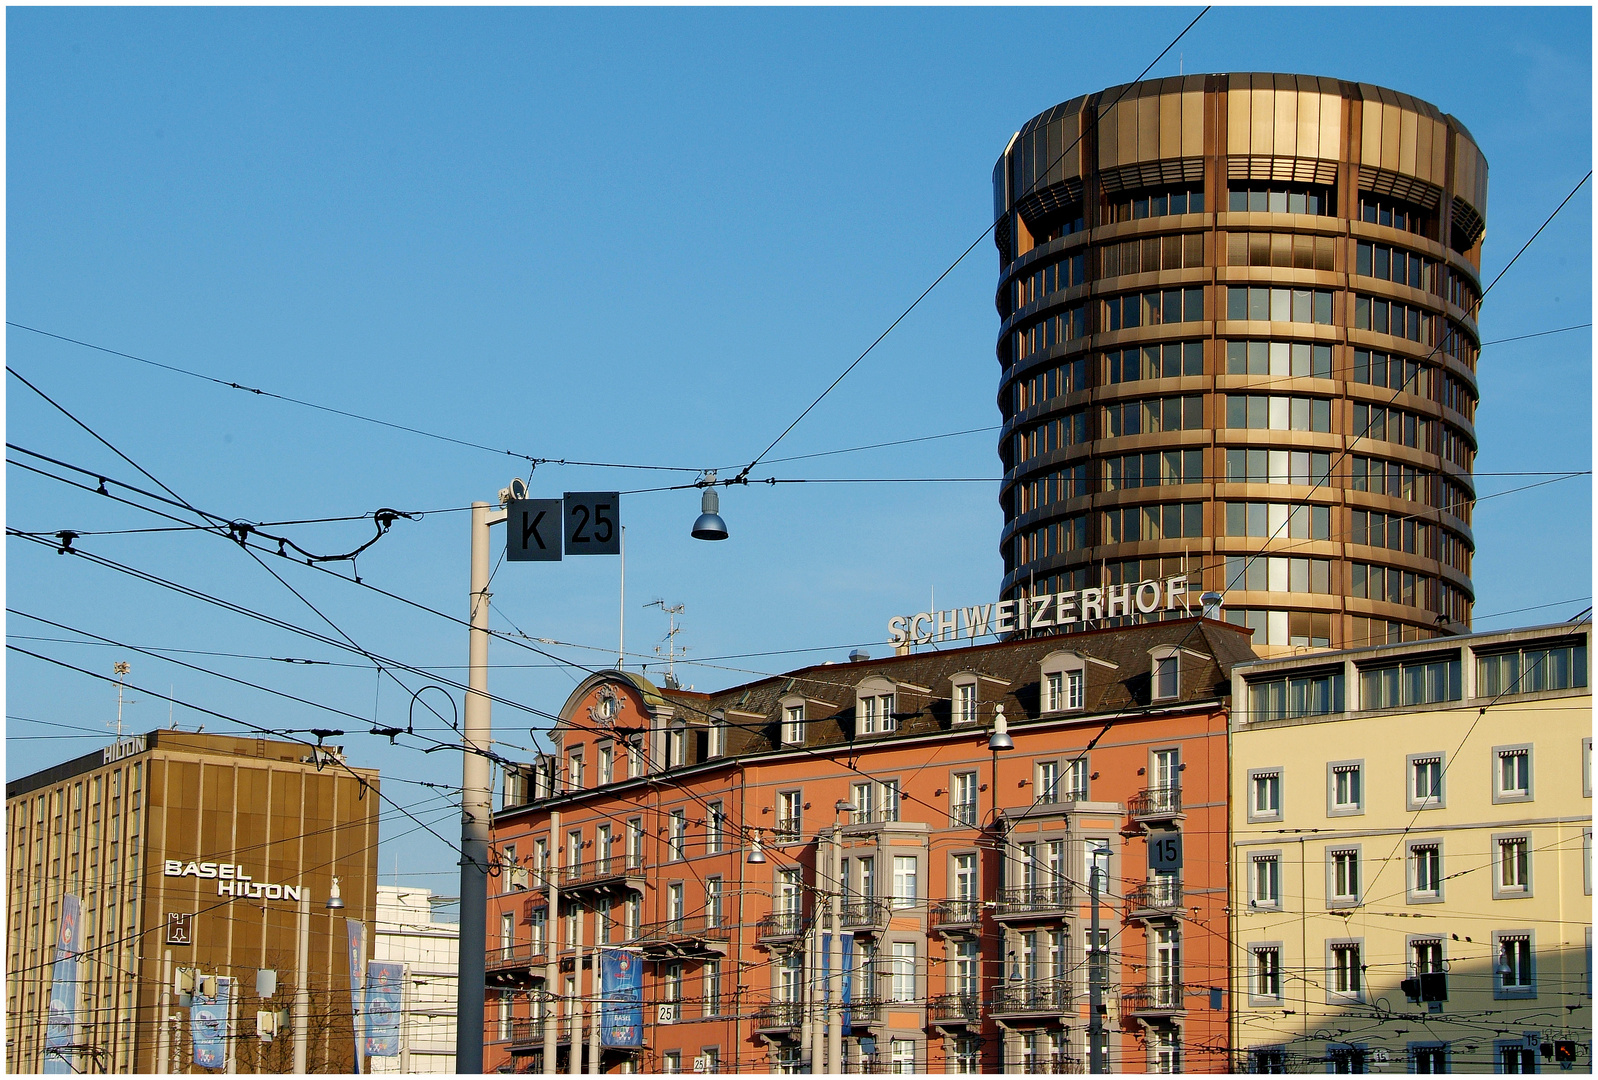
left=726, top=7, right=1212, bottom=487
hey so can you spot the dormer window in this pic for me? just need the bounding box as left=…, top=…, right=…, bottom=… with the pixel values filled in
left=953, top=680, right=978, bottom=726
left=1150, top=647, right=1181, bottom=701
left=778, top=696, right=806, bottom=747
left=1040, top=651, right=1087, bottom=713
left=856, top=678, right=898, bottom=735
left=708, top=712, right=728, bottom=757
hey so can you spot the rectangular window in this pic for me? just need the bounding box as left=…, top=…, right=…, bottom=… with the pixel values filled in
left=1044, top=671, right=1063, bottom=712
left=782, top=704, right=805, bottom=746
left=1479, top=640, right=1587, bottom=696
left=1249, top=769, right=1281, bottom=821
left=891, top=943, right=917, bottom=1001
left=706, top=802, right=724, bottom=855
left=954, top=682, right=977, bottom=725
left=667, top=882, right=685, bottom=931
left=891, top=856, right=918, bottom=909
left=1248, top=671, right=1344, bottom=721
left=669, top=809, right=687, bottom=861
left=1363, top=656, right=1463, bottom=708
left=953, top=853, right=977, bottom=903
left=1330, top=849, right=1361, bottom=905
left=1495, top=747, right=1532, bottom=802
left=1497, top=836, right=1531, bottom=895
left=776, top=792, right=801, bottom=842
left=597, top=744, right=614, bottom=785
left=1036, top=761, right=1060, bottom=804
left=1410, top=843, right=1442, bottom=901
left=1410, top=754, right=1445, bottom=809
left=1252, top=854, right=1280, bottom=908
left=704, top=959, right=723, bottom=1016
left=950, top=772, right=977, bottom=828
left=1064, top=757, right=1089, bottom=801
left=1253, top=946, right=1282, bottom=1000
left=852, top=781, right=874, bottom=824
left=1330, top=762, right=1363, bottom=815
left=705, top=877, right=723, bottom=929
left=567, top=751, right=585, bottom=791
left=1497, top=933, right=1533, bottom=996
left=880, top=779, right=901, bottom=823
left=1330, top=942, right=1363, bottom=998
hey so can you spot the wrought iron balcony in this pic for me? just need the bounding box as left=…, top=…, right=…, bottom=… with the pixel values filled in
left=1011, top=1052, right=1081, bottom=1074
left=756, top=911, right=807, bottom=942
left=485, top=943, right=549, bottom=988
left=634, top=915, right=731, bottom=957
left=773, top=816, right=804, bottom=843
left=1127, top=786, right=1182, bottom=824
left=993, top=885, right=1072, bottom=920
left=992, top=978, right=1073, bottom=1016
left=556, top=853, right=646, bottom=891
left=506, top=1016, right=549, bottom=1048
left=1125, top=879, right=1183, bottom=920
left=928, top=992, right=982, bottom=1025
left=752, top=1001, right=806, bottom=1032
left=846, top=996, right=883, bottom=1026
left=930, top=899, right=983, bottom=933
left=1122, top=980, right=1184, bottom=1017
left=840, top=897, right=891, bottom=931
left=845, top=807, right=903, bottom=828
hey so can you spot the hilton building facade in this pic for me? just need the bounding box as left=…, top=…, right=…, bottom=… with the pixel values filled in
left=993, top=73, right=1488, bottom=653
left=5, top=731, right=380, bottom=1073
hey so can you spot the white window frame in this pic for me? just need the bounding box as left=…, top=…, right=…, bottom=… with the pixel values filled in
left=1493, top=931, right=1535, bottom=998
left=1150, top=646, right=1181, bottom=701
left=1247, top=767, right=1283, bottom=822
left=706, top=801, right=724, bottom=855
left=856, top=678, right=897, bottom=735
left=1407, top=752, right=1446, bottom=810
left=668, top=809, right=687, bottom=861
left=1327, top=759, right=1364, bottom=817
left=891, top=855, right=918, bottom=909
left=597, top=743, right=614, bottom=785
left=1249, top=943, right=1284, bottom=1004
left=949, top=771, right=978, bottom=827
left=1327, top=939, right=1365, bottom=1003
left=1036, top=760, right=1060, bottom=804
left=1064, top=755, right=1090, bottom=801
left=1250, top=852, right=1281, bottom=909
left=1407, top=839, right=1444, bottom=904
left=952, top=679, right=978, bottom=726
left=776, top=791, right=802, bottom=843
left=1328, top=846, right=1361, bottom=908
left=1492, top=744, right=1534, bottom=804
left=567, top=748, right=585, bottom=791
left=1493, top=833, right=1532, bottom=898
left=708, top=714, right=727, bottom=758
left=781, top=703, right=806, bottom=747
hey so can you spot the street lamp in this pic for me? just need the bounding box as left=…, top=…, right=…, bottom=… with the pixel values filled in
left=291, top=877, right=356, bottom=1073
left=691, top=472, right=729, bottom=540
left=746, top=829, right=767, bottom=864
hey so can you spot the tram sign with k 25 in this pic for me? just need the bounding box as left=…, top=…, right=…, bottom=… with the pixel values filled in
left=563, top=492, right=621, bottom=555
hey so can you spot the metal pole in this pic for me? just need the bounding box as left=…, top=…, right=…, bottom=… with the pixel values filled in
left=799, top=920, right=814, bottom=1073
left=587, top=932, right=601, bottom=1076
left=156, top=950, right=172, bottom=1074
left=543, top=812, right=561, bottom=1074
left=1088, top=866, right=1104, bottom=1074
left=225, top=978, right=237, bottom=1075
left=294, top=898, right=310, bottom=1074
left=827, top=824, right=843, bottom=1074
left=399, top=967, right=411, bottom=1074
left=458, top=500, right=499, bottom=1073
left=568, top=908, right=583, bottom=1076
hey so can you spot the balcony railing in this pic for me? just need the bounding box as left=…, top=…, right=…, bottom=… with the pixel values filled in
left=847, top=807, right=902, bottom=827
left=1124, top=879, right=1183, bottom=918
left=1127, top=786, right=1182, bottom=822
left=773, top=816, right=804, bottom=843
left=635, top=915, right=732, bottom=954
left=992, top=978, right=1073, bottom=1016
left=846, top=996, right=882, bottom=1025
left=993, top=885, right=1071, bottom=918
left=930, top=899, right=982, bottom=932
left=752, top=1001, right=806, bottom=1031
left=486, top=943, right=548, bottom=974
left=1122, top=980, right=1184, bottom=1015
left=506, top=1017, right=549, bottom=1048
left=1010, top=1053, right=1082, bottom=1074
left=558, top=853, right=646, bottom=889
left=928, top=993, right=982, bottom=1025
left=756, top=911, right=807, bottom=941
left=840, top=897, right=890, bottom=930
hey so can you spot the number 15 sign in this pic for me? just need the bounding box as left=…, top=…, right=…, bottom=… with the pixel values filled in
left=507, top=493, right=621, bottom=562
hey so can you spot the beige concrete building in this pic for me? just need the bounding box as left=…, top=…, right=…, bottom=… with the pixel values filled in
left=993, top=75, right=1487, bottom=653
left=1228, top=623, right=1591, bottom=1072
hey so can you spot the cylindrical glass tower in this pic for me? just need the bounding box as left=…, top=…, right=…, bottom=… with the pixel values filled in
left=993, top=74, right=1487, bottom=653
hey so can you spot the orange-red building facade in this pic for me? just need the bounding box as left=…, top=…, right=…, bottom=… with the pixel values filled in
left=485, top=618, right=1254, bottom=1073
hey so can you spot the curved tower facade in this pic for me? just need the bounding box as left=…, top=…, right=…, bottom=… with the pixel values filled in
left=993, top=74, right=1487, bottom=652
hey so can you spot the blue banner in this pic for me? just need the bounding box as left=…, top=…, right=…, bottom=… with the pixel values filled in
left=598, top=948, right=643, bottom=1047
left=190, top=977, right=231, bottom=1070
left=346, top=919, right=367, bottom=1073
left=363, top=961, right=404, bottom=1058
left=44, top=893, right=81, bottom=1074
left=819, top=931, right=855, bottom=1029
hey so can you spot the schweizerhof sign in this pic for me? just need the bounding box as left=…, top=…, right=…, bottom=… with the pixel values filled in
left=888, top=574, right=1190, bottom=646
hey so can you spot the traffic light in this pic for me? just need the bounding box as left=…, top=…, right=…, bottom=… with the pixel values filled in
left=1553, top=1041, right=1576, bottom=1064
left=1419, top=971, right=1448, bottom=1001
left=1400, top=977, right=1421, bottom=1002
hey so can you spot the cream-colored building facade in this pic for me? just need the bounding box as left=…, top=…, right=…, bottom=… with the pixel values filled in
left=1229, top=623, right=1591, bottom=1072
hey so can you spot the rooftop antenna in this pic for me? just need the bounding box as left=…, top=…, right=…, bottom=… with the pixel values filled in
left=112, top=662, right=133, bottom=736
left=645, top=599, right=686, bottom=688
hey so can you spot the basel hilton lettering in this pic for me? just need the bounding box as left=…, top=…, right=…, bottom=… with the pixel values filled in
left=888, top=575, right=1190, bottom=645
left=163, top=860, right=305, bottom=902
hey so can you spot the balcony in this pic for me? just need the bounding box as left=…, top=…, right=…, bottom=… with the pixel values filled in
left=846, top=997, right=883, bottom=1026
left=506, top=1016, right=549, bottom=1049
left=1122, top=981, right=1184, bottom=1019
left=752, top=1001, right=806, bottom=1033
left=756, top=911, right=807, bottom=943
left=1126, top=786, right=1183, bottom=827
left=773, top=816, right=804, bottom=844
left=928, top=993, right=982, bottom=1026
left=840, top=897, right=891, bottom=932
left=844, top=807, right=903, bottom=830
left=992, top=978, right=1072, bottom=1017
left=930, top=899, right=982, bottom=935
left=485, top=943, right=549, bottom=988
left=993, top=885, right=1072, bottom=921
left=1124, top=880, right=1183, bottom=921
left=1013, top=1052, right=1081, bottom=1074
left=556, top=853, right=646, bottom=894
left=634, top=915, right=731, bottom=959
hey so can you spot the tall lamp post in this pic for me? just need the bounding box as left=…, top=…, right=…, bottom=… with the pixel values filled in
left=293, top=877, right=349, bottom=1074
left=986, top=705, right=1013, bottom=1074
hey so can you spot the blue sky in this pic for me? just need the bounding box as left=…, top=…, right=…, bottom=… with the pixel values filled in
left=7, top=7, right=1591, bottom=889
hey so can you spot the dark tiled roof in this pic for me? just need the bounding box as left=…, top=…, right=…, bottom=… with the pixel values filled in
left=650, top=618, right=1254, bottom=760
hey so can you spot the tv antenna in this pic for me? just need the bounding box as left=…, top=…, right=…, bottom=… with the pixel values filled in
left=112, top=661, right=134, bottom=736
left=644, top=600, right=686, bottom=688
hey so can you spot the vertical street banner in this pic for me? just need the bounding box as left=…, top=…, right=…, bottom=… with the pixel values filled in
left=818, top=931, right=855, bottom=1029
left=190, top=976, right=231, bottom=1070
left=598, top=948, right=643, bottom=1047
left=363, top=961, right=404, bottom=1058
left=43, top=893, right=81, bottom=1074
left=346, top=919, right=367, bottom=1074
